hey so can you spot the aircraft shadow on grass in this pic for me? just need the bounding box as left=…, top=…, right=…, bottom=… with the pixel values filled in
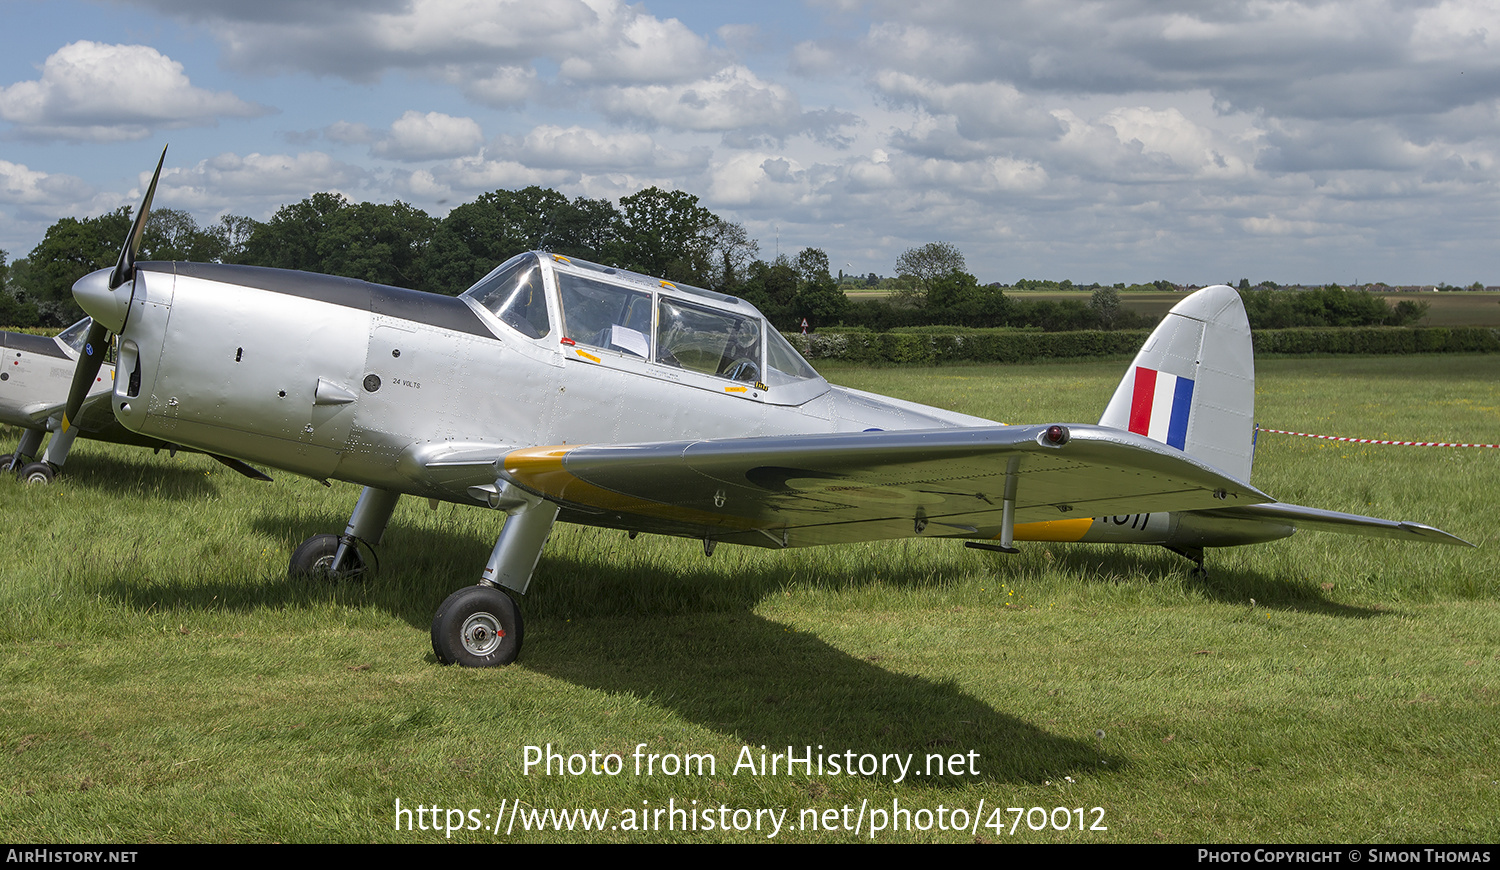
left=84, top=514, right=1122, bottom=784
left=39, top=449, right=221, bottom=501
left=1040, top=547, right=1391, bottom=619
left=102, top=510, right=1401, bottom=784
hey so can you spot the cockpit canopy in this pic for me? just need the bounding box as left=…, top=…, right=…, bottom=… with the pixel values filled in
left=461, top=252, right=826, bottom=404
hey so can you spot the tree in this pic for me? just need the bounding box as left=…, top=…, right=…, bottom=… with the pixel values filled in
left=790, top=247, right=848, bottom=327
left=0, top=249, right=39, bottom=327
left=316, top=201, right=436, bottom=289
left=423, top=187, right=608, bottom=294
left=242, top=192, right=351, bottom=273
left=926, top=268, right=980, bottom=310
left=549, top=195, right=620, bottom=262
left=212, top=214, right=258, bottom=264
left=1090, top=286, right=1122, bottom=329
left=894, top=241, right=966, bottom=306
left=738, top=256, right=799, bottom=324
left=14, top=207, right=133, bottom=322
left=613, top=187, right=719, bottom=284
left=703, top=219, right=759, bottom=293
left=142, top=208, right=225, bottom=262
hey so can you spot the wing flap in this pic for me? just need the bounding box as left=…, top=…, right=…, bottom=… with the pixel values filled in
left=502, top=425, right=1270, bottom=548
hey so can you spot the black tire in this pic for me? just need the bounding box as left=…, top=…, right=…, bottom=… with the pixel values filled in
left=431, top=585, right=523, bottom=667
left=0, top=454, right=13, bottom=474
left=287, top=534, right=365, bottom=579
left=19, top=461, right=55, bottom=485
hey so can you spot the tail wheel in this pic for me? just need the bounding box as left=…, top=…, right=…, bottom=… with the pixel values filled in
left=288, top=534, right=366, bottom=579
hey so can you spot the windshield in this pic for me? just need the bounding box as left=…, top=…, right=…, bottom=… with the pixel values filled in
left=765, top=328, right=819, bottom=386
left=55, top=318, right=93, bottom=353
left=462, top=253, right=550, bottom=339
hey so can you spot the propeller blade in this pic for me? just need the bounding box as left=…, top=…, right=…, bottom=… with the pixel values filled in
left=110, top=145, right=168, bottom=290
left=64, top=146, right=168, bottom=432
left=60, top=319, right=110, bottom=433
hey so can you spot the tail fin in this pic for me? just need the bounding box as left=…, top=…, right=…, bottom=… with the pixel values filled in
left=1099, top=285, right=1255, bottom=482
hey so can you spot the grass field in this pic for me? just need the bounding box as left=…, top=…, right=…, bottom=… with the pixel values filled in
left=2, top=355, right=1497, bottom=843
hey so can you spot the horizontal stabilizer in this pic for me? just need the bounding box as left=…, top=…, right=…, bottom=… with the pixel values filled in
left=1200, top=502, right=1472, bottom=547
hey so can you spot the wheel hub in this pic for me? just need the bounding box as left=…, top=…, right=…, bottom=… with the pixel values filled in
left=461, top=612, right=505, bottom=656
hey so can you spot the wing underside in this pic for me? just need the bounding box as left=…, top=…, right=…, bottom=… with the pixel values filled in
left=497, top=424, right=1270, bottom=548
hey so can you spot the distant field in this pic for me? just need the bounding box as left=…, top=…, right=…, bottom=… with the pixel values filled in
left=1378, top=292, right=1500, bottom=327
left=2, top=354, right=1496, bottom=843
left=841, top=289, right=1500, bottom=327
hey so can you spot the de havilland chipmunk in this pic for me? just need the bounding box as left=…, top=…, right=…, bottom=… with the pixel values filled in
left=2, top=317, right=121, bottom=482
left=57, top=149, right=1468, bottom=667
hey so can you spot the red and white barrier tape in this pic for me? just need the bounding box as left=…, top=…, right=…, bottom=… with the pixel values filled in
left=1258, top=427, right=1500, bottom=449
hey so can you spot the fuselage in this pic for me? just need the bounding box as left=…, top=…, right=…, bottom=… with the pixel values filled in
left=75, top=253, right=1294, bottom=551
left=90, top=255, right=987, bottom=502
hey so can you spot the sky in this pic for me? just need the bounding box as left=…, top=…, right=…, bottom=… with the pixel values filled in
left=1, top=0, right=1498, bottom=287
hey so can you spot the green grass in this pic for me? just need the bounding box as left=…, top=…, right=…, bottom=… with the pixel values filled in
left=2, top=355, right=1497, bottom=842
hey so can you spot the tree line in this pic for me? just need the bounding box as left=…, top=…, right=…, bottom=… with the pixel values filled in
left=0, top=188, right=1429, bottom=332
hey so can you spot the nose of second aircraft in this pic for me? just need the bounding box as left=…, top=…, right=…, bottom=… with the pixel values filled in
left=72, top=268, right=132, bottom=334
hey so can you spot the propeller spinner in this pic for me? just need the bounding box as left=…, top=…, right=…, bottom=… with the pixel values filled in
left=64, top=146, right=167, bottom=433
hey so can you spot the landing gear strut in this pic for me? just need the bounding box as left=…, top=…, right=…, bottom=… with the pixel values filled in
left=1165, top=544, right=1207, bottom=578
left=431, top=480, right=558, bottom=667
left=288, top=533, right=366, bottom=578
left=288, top=486, right=399, bottom=579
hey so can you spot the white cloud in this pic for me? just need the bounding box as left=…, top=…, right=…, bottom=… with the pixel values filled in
left=159, top=151, right=367, bottom=207
left=325, top=121, right=378, bottom=145
left=0, top=160, right=94, bottom=207
left=427, top=151, right=577, bottom=195
left=509, top=125, right=707, bottom=172
left=373, top=111, right=484, bottom=161
left=1100, top=106, right=1256, bottom=178
left=0, top=41, right=266, bottom=142
left=447, top=65, right=537, bottom=108
left=158, top=0, right=718, bottom=89
left=599, top=66, right=801, bottom=132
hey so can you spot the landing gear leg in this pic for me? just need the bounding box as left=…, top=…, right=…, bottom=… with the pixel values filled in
left=39, top=426, right=80, bottom=474
left=1165, top=545, right=1207, bottom=578
left=10, top=429, right=45, bottom=471
left=432, top=481, right=557, bottom=667
left=289, top=486, right=400, bottom=578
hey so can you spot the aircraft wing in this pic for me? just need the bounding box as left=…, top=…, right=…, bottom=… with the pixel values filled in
left=12, top=389, right=116, bottom=431
left=497, top=424, right=1272, bottom=548
left=1197, top=502, right=1473, bottom=547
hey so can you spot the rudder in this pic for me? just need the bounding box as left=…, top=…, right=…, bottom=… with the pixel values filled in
left=1098, top=285, right=1255, bottom=482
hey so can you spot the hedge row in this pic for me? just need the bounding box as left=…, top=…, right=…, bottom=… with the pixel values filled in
left=786, top=326, right=1500, bottom=364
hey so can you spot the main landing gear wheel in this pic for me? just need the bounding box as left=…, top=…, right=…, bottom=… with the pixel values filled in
left=287, top=533, right=366, bottom=579
left=19, top=462, right=55, bottom=485
left=431, top=585, right=523, bottom=667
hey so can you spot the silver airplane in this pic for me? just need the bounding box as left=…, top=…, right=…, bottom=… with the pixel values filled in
left=1, top=318, right=130, bottom=482
left=64, top=151, right=1469, bottom=667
